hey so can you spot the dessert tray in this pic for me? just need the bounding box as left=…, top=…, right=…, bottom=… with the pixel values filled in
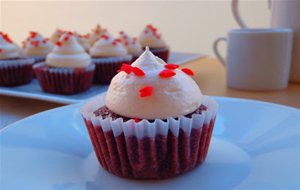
left=1, top=97, right=299, bottom=189
left=0, top=52, right=205, bottom=104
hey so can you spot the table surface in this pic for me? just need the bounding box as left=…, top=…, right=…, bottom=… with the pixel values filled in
left=1, top=57, right=299, bottom=128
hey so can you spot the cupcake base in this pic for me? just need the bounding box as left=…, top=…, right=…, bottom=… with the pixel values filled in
left=92, top=55, right=132, bottom=84
left=34, top=62, right=95, bottom=94
left=149, top=47, right=169, bottom=62
left=0, top=58, right=34, bottom=86
left=81, top=96, right=218, bottom=179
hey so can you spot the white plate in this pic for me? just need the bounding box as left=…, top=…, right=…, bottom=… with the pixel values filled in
left=1, top=97, right=299, bottom=190
left=0, top=52, right=205, bottom=104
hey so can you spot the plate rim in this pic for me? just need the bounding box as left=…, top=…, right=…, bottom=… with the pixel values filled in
left=1, top=96, right=299, bottom=133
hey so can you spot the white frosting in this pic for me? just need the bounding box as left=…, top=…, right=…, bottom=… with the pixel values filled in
left=138, top=25, right=167, bottom=48
left=119, top=31, right=142, bottom=56
left=105, top=48, right=203, bottom=120
left=46, top=33, right=91, bottom=68
left=89, top=24, right=108, bottom=45
left=50, top=29, right=64, bottom=43
left=90, top=33, right=128, bottom=57
left=23, top=32, right=54, bottom=56
left=74, top=32, right=90, bottom=52
left=0, top=33, right=19, bottom=59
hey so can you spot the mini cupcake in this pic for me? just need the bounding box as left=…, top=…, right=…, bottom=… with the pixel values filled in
left=74, top=32, right=90, bottom=52
left=138, top=24, right=169, bottom=62
left=119, top=31, right=143, bottom=61
left=0, top=32, right=34, bottom=86
left=34, top=32, right=95, bottom=94
left=81, top=47, right=218, bottom=179
left=22, top=31, right=54, bottom=63
left=88, top=24, right=108, bottom=46
left=89, top=33, right=132, bottom=84
left=50, top=29, right=64, bottom=44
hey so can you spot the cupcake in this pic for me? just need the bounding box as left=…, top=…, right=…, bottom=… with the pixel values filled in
left=81, top=47, right=218, bottom=179
left=22, top=31, right=54, bottom=63
left=50, top=29, right=64, bottom=44
left=138, top=24, right=169, bottom=62
left=119, top=31, right=143, bottom=61
left=34, top=32, right=95, bottom=94
left=0, top=32, right=34, bottom=86
left=74, top=32, right=90, bottom=52
left=89, top=33, right=132, bottom=84
left=88, top=24, right=108, bottom=46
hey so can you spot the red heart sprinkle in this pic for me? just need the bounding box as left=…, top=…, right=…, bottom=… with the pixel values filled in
left=124, top=41, right=129, bottom=46
left=139, top=86, right=153, bottom=98
left=101, top=35, right=109, bottom=40
left=181, top=68, right=194, bottom=76
left=159, top=69, right=176, bottom=78
left=56, top=41, right=62, bottom=46
left=134, top=118, right=140, bottom=123
left=64, top=36, right=69, bottom=41
left=119, top=64, right=132, bottom=74
left=165, top=64, right=179, bottom=70
left=30, top=31, right=37, bottom=38
left=31, top=41, right=39, bottom=47
left=132, top=67, right=145, bottom=77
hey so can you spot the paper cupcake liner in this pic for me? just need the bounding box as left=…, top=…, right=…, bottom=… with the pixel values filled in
left=33, top=62, right=95, bottom=94
left=81, top=95, right=218, bottom=179
left=149, top=47, right=169, bottom=62
left=92, top=55, right=132, bottom=84
left=0, top=58, right=34, bottom=86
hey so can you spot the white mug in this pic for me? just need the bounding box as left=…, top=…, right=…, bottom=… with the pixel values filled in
left=232, top=0, right=300, bottom=83
left=213, top=28, right=293, bottom=90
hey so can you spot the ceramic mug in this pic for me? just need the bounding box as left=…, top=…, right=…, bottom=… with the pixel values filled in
left=213, top=28, right=293, bottom=90
left=232, top=0, right=300, bottom=83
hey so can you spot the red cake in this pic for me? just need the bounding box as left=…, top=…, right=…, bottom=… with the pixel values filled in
left=81, top=48, right=218, bottom=179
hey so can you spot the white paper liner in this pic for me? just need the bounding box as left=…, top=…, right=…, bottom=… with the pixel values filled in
left=81, top=95, right=218, bottom=138
left=33, top=62, right=95, bottom=73
left=91, top=55, right=132, bottom=64
left=0, top=58, right=35, bottom=68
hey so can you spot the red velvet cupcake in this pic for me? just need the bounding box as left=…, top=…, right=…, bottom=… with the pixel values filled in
left=34, top=32, right=94, bottom=94
left=81, top=48, right=218, bottom=179
left=90, top=33, right=132, bottom=84
left=0, top=32, right=34, bottom=86
left=138, top=24, right=169, bottom=62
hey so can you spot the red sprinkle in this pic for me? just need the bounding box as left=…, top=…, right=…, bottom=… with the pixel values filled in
left=68, top=31, right=73, bottom=35
left=181, top=68, right=194, bottom=76
left=112, top=41, right=117, bottom=45
left=165, top=63, right=179, bottom=70
left=159, top=69, right=176, bottom=78
left=56, top=41, right=62, bottom=46
left=0, top=48, right=2, bottom=53
left=30, top=31, right=37, bottom=38
left=31, top=41, right=39, bottom=47
left=119, top=31, right=124, bottom=35
left=64, top=36, right=70, bottom=41
left=115, top=38, right=122, bottom=42
left=139, top=86, right=153, bottom=98
left=3, top=34, right=13, bottom=43
left=101, top=34, right=109, bottom=40
left=134, top=118, right=140, bottom=123
left=124, top=41, right=129, bottom=46
left=42, top=39, right=48, bottom=43
left=132, top=67, right=145, bottom=77
left=119, top=64, right=132, bottom=74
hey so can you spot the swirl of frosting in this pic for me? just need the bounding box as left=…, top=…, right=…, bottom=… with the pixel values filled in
left=138, top=24, right=167, bottom=48
left=89, top=24, right=108, bottom=45
left=90, top=34, right=128, bottom=57
left=74, top=32, right=90, bottom=52
left=0, top=32, right=19, bottom=59
left=46, top=32, right=91, bottom=68
left=105, top=47, right=203, bottom=120
left=23, top=32, right=54, bottom=56
left=50, top=29, right=64, bottom=44
left=119, top=31, right=142, bottom=56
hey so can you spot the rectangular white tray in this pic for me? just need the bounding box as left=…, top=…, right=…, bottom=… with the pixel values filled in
left=0, top=52, right=206, bottom=104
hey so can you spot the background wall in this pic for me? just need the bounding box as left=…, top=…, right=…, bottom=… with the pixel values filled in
left=1, top=0, right=269, bottom=55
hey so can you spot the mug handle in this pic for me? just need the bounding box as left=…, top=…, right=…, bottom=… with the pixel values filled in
left=232, top=0, right=271, bottom=28
left=213, top=37, right=227, bottom=67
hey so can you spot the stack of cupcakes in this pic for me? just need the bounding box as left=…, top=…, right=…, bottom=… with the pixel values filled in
left=34, top=32, right=95, bottom=94
left=0, top=32, right=34, bottom=86
left=81, top=48, right=218, bottom=179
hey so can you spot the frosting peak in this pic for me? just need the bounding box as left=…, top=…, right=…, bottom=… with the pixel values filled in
left=23, top=32, right=54, bottom=56
left=0, top=32, right=19, bottom=59
left=89, top=33, right=128, bottom=57
left=89, top=24, right=108, bottom=45
left=46, top=32, right=91, bottom=68
left=138, top=24, right=167, bottom=48
left=74, top=32, right=90, bottom=52
left=105, top=48, right=203, bottom=120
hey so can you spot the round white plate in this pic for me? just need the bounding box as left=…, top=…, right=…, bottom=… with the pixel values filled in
left=1, top=97, right=300, bottom=190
